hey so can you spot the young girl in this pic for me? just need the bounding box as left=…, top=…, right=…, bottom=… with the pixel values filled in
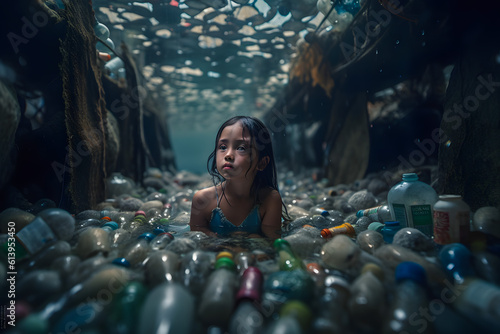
left=189, top=116, right=287, bottom=240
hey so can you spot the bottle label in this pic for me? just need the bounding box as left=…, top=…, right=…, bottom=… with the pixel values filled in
left=364, top=206, right=382, bottom=216
left=392, top=203, right=408, bottom=226
left=410, top=205, right=433, bottom=235
left=15, top=217, right=57, bottom=254
left=433, top=210, right=453, bottom=244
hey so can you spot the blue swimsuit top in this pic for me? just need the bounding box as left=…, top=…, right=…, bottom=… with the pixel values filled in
left=208, top=190, right=262, bottom=236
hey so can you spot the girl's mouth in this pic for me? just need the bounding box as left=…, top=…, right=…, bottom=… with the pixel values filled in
left=222, top=163, right=233, bottom=169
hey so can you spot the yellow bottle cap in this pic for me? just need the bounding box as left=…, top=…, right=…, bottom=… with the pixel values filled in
left=216, top=251, right=233, bottom=261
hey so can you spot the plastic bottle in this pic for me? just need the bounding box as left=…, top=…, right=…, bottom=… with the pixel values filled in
left=438, top=243, right=476, bottom=284
left=150, top=232, right=174, bottom=251
left=262, top=266, right=315, bottom=311
left=348, top=263, right=386, bottom=331
left=310, top=207, right=330, bottom=217
left=138, top=282, right=195, bottom=334
left=115, top=233, right=154, bottom=267
left=382, top=261, right=434, bottom=334
left=433, top=195, right=471, bottom=246
left=357, top=205, right=392, bottom=222
left=75, top=227, right=111, bottom=259
left=228, top=267, right=264, bottom=334
left=107, top=281, right=148, bottom=334
left=145, top=250, right=180, bottom=287
left=179, top=250, right=214, bottom=296
left=387, top=173, right=438, bottom=236
left=8, top=208, right=75, bottom=259
left=312, top=275, right=350, bottom=334
left=234, top=252, right=255, bottom=275
left=105, top=57, right=125, bottom=79
left=381, top=221, right=402, bottom=243
left=305, top=262, right=327, bottom=287
left=198, top=257, right=238, bottom=327
left=320, top=222, right=356, bottom=239
left=451, top=276, right=500, bottom=332
left=162, top=203, right=174, bottom=219
left=273, top=238, right=303, bottom=271
left=229, top=300, right=264, bottom=334
left=94, top=20, right=110, bottom=40
left=264, top=300, right=312, bottom=334
left=438, top=244, right=500, bottom=332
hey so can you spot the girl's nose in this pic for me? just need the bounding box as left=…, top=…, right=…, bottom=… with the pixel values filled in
left=224, top=150, right=234, bottom=161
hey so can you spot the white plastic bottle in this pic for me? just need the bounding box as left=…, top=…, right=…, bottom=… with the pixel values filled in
left=387, top=173, right=438, bottom=236
left=433, top=195, right=471, bottom=245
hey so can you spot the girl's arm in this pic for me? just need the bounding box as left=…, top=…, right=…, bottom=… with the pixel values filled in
left=260, top=189, right=283, bottom=240
left=189, top=190, right=217, bottom=237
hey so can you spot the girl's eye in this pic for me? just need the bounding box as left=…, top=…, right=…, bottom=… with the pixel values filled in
left=237, top=146, right=246, bottom=151
left=218, top=144, right=227, bottom=150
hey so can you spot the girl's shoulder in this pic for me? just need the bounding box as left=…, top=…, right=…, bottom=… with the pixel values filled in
left=258, top=187, right=282, bottom=207
left=191, top=186, right=218, bottom=212
left=193, top=185, right=217, bottom=201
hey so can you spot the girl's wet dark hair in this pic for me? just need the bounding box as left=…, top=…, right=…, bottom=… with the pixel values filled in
left=207, top=116, right=289, bottom=220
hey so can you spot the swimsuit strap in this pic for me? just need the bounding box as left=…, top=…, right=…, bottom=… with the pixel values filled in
left=215, top=186, right=220, bottom=208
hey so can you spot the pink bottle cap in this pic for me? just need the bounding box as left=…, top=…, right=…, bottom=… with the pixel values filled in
left=236, top=266, right=263, bottom=303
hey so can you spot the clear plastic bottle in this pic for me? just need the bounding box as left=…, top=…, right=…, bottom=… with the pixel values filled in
left=198, top=257, right=238, bottom=327
left=264, top=300, right=312, bottom=334
left=6, top=209, right=75, bottom=260
left=138, top=282, right=195, bottom=334
left=357, top=205, right=392, bottom=222
left=387, top=173, right=438, bottom=236
left=312, top=275, right=350, bottom=334
left=382, top=261, right=434, bottom=334
left=452, top=277, right=500, bottom=332
left=433, top=195, right=471, bottom=245
left=439, top=244, right=500, bottom=332
left=145, top=250, right=180, bottom=287
left=179, top=250, right=214, bottom=296
left=348, top=263, right=386, bottom=331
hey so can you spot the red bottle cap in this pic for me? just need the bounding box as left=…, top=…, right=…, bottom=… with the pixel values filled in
left=236, top=266, right=263, bottom=303
left=321, top=228, right=332, bottom=238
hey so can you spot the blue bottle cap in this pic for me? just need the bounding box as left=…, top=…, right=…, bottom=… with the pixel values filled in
left=395, top=261, right=427, bottom=285
left=356, top=210, right=364, bottom=218
left=368, top=222, right=385, bottom=232
left=385, top=221, right=400, bottom=227
left=320, top=210, right=329, bottom=217
left=153, top=227, right=166, bottom=235
left=137, top=232, right=155, bottom=242
left=102, top=221, right=119, bottom=230
left=112, top=257, right=130, bottom=268
left=402, top=173, right=418, bottom=181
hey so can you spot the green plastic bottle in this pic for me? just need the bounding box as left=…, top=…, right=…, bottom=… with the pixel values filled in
left=273, top=239, right=303, bottom=271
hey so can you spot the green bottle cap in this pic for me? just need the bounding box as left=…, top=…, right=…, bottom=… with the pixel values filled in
left=273, top=238, right=290, bottom=249
left=215, top=257, right=236, bottom=271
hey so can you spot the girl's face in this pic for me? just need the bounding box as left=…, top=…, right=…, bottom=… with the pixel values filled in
left=216, top=121, right=259, bottom=181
